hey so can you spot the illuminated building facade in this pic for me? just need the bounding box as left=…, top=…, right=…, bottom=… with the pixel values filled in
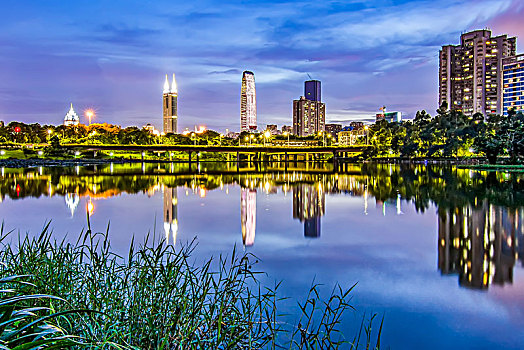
left=293, top=80, right=326, bottom=137
left=241, top=71, right=257, bottom=131
left=64, top=103, right=80, bottom=126
left=438, top=203, right=524, bottom=289
left=163, top=187, right=178, bottom=244
left=293, top=184, right=325, bottom=238
left=503, top=54, right=524, bottom=115
left=439, top=30, right=516, bottom=115
left=241, top=188, right=256, bottom=246
left=325, top=123, right=342, bottom=138
left=163, top=74, right=178, bottom=133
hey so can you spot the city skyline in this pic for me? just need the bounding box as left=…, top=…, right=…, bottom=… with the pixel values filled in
left=1, top=1, right=523, bottom=131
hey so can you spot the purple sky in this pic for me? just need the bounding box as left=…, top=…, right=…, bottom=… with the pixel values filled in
left=0, top=0, right=523, bottom=132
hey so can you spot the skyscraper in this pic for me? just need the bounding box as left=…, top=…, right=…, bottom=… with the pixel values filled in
left=163, top=74, right=178, bottom=133
left=293, top=80, right=325, bottom=136
left=503, top=54, right=524, bottom=115
left=439, top=30, right=516, bottom=115
left=305, top=80, right=321, bottom=102
left=241, top=71, right=257, bottom=131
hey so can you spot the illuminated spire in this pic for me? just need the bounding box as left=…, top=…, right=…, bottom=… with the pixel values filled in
left=171, top=73, right=178, bottom=94
left=163, top=74, right=170, bottom=94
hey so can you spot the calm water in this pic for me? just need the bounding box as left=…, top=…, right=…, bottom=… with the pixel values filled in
left=1, top=161, right=524, bottom=349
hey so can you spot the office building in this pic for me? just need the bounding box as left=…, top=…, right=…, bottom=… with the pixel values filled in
left=503, top=54, right=524, bottom=115
left=376, top=110, right=402, bottom=123
left=163, top=74, right=178, bottom=133
left=266, top=124, right=278, bottom=135
left=63, top=103, right=79, bottom=126
left=305, top=80, right=321, bottom=101
left=325, top=123, right=342, bottom=138
left=293, top=80, right=325, bottom=137
left=439, top=29, right=516, bottom=115
left=282, top=125, right=292, bottom=134
left=241, top=71, right=257, bottom=131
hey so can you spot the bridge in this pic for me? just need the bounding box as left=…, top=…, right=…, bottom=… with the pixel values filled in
left=63, top=144, right=368, bottom=162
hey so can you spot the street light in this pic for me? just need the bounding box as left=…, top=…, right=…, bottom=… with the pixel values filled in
left=249, top=134, right=254, bottom=146
left=244, top=136, right=249, bottom=146
left=264, top=130, right=271, bottom=147
left=283, top=131, right=290, bottom=147
left=85, top=109, right=95, bottom=125
left=219, top=133, right=224, bottom=146
left=191, top=132, right=196, bottom=146
left=364, top=126, right=369, bottom=145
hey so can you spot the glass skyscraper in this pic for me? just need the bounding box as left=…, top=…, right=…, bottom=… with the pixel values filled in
left=241, top=71, right=257, bottom=131
left=503, top=54, right=524, bottom=115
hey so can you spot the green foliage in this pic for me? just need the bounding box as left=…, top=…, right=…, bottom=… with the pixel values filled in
left=0, top=225, right=383, bottom=349
left=362, top=108, right=524, bottom=163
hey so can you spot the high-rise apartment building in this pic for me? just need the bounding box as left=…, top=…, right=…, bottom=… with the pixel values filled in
left=163, top=74, right=178, bottom=133
left=293, top=80, right=325, bottom=136
left=439, top=30, right=516, bottom=115
left=503, top=54, right=524, bottom=115
left=241, top=71, right=257, bottom=131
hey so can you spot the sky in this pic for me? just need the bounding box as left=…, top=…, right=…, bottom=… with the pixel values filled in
left=0, top=0, right=523, bottom=132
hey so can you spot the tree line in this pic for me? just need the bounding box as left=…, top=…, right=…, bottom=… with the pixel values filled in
left=364, top=107, right=524, bottom=163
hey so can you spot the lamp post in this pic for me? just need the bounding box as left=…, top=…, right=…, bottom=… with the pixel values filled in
left=264, top=130, right=270, bottom=147
left=283, top=131, right=290, bottom=147
left=244, top=136, right=249, bottom=146
left=364, top=126, right=369, bottom=145
left=85, top=110, right=94, bottom=125
left=219, top=134, right=223, bottom=146
left=191, top=132, right=196, bottom=146
left=249, top=134, right=254, bottom=146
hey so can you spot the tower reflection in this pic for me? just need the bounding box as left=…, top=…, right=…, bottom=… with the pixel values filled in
left=438, top=202, right=524, bottom=289
left=163, top=187, right=178, bottom=245
left=293, top=184, right=325, bottom=238
left=241, top=188, right=256, bottom=246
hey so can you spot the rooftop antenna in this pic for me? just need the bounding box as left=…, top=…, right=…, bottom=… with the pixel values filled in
left=307, top=73, right=313, bottom=80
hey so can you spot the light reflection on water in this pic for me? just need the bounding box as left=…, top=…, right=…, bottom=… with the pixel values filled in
left=1, top=161, right=524, bottom=349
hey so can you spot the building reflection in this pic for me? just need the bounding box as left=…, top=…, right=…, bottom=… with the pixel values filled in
left=64, top=193, right=80, bottom=216
left=241, top=188, right=256, bottom=246
left=438, top=202, right=524, bottom=289
left=163, top=187, right=178, bottom=245
left=293, top=184, right=325, bottom=238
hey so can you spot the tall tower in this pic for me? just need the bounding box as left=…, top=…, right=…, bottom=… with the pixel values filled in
left=163, top=74, right=178, bottom=133
left=241, top=71, right=257, bottom=131
left=439, top=30, right=516, bottom=115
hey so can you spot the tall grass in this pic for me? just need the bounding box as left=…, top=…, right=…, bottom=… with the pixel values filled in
left=0, top=221, right=383, bottom=349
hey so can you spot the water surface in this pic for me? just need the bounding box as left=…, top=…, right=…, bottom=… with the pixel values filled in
left=1, top=162, right=523, bottom=349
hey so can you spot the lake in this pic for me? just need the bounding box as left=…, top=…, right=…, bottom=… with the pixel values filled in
left=1, top=161, right=523, bottom=349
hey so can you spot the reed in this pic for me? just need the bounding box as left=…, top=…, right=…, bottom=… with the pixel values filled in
left=0, top=221, right=383, bottom=349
